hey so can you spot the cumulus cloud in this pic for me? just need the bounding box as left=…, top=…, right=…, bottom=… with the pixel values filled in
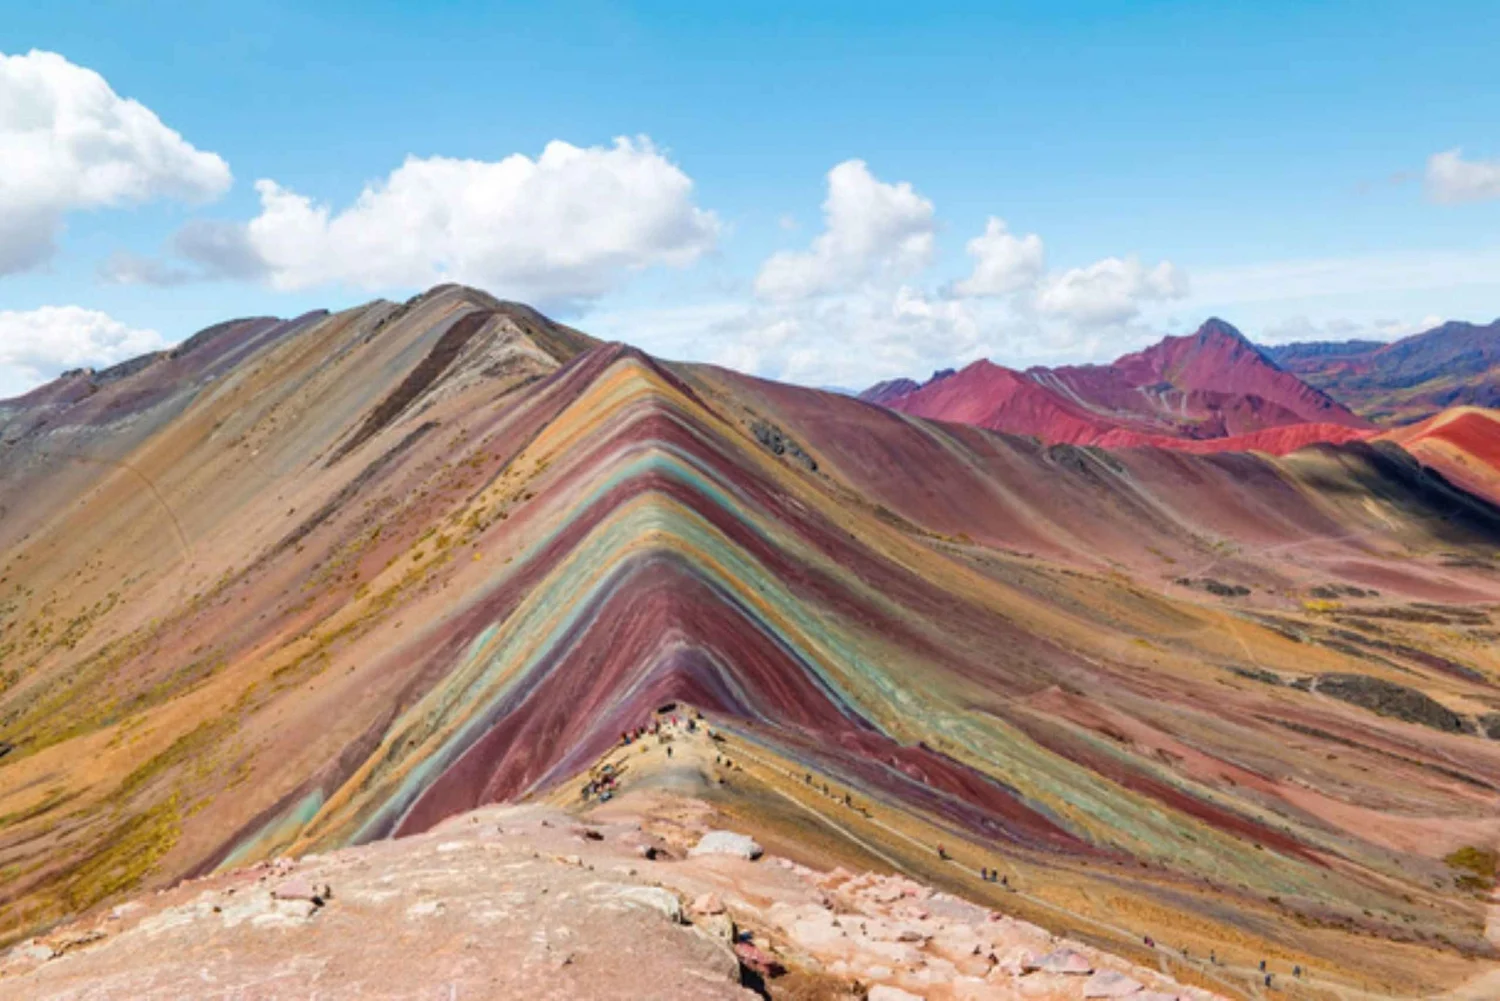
left=1426, top=148, right=1500, bottom=204
left=0, top=49, right=231, bottom=276
left=173, top=218, right=269, bottom=280
left=98, top=252, right=194, bottom=287
left=102, top=137, right=716, bottom=307
left=594, top=161, right=1191, bottom=388
left=755, top=160, right=935, bottom=301
left=1033, top=256, right=1187, bottom=327
left=104, top=138, right=718, bottom=306
left=710, top=317, right=799, bottom=376
left=0, top=306, right=165, bottom=397
left=947, top=216, right=1181, bottom=332
left=101, top=218, right=268, bottom=286
left=952, top=217, right=1045, bottom=297
left=216, top=137, right=714, bottom=309
left=595, top=286, right=1032, bottom=391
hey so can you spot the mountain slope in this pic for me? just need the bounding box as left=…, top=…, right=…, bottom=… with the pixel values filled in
left=867, top=319, right=1370, bottom=452
left=1380, top=407, right=1500, bottom=506
left=1, top=290, right=1499, bottom=997
left=1268, top=318, right=1500, bottom=424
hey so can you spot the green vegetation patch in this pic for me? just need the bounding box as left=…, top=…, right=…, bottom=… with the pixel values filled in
left=1445, top=845, right=1497, bottom=891
left=61, top=794, right=182, bottom=913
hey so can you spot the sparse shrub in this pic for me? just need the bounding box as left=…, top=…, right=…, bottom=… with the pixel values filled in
left=1445, top=845, right=1497, bottom=884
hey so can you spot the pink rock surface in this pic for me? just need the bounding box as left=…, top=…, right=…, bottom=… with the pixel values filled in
left=0, top=798, right=1223, bottom=1001
left=1085, top=968, right=1146, bottom=997
left=0, top=806, right=752, bottom=1001
left=1032, top=948, right=1095, bottom=975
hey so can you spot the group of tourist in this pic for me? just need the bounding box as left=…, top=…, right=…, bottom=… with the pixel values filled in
left=580, top=763, right=619, bottom=802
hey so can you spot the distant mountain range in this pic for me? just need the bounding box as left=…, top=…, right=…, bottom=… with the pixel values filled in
left=1266, top=318, right=1500, bottom=424
left=862, top=316, right=1500, bottom=452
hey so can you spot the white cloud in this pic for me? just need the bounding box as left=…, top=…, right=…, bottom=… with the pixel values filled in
left=1426, top=148, right=1500, bottom=204
left=592, top=162, right=1193, bottom=388
left=595, top=288, right=1033, bottom=390
left=762, top=288, right=988, bottom=384
left=101, top=219, right=267, bottom=286
left=230, top=136, right=717, bottom=309
left=1033, top=256, right=1187, bottom=327
left=755, top=160, right=935, bottom=301
left=710, top=317, right=797, bottom=375
left=946, top=216, right=1180, bottom=334
left=0, top=49, right=230, bottom=276
left=98, top=251, right=193, bottom=287
left=0, top=306, right=165, bottom=397
left=953, top=217, right=1045, bottom=297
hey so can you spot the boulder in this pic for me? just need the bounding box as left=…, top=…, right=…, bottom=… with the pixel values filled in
left=688, top=831, right=763, bottom=860
left=1029, top=948, right=1094, bottom=975
left=690, top=893, right=726, bottom=916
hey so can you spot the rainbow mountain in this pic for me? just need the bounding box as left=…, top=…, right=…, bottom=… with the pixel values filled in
left=2, top=285, right=1500, bottom=996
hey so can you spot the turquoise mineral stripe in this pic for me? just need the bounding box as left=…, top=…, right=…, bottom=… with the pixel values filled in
left=347, top=488, right=911, bottom=841
left=216, top=789, right=326, bottom=871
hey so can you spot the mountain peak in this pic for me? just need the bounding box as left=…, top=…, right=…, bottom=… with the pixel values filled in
left=1195, top=317, right=1250, bottom=342
left=1185, top=318, right=1267, bottom=361
left=1152, top=316, right=1277, bottom=372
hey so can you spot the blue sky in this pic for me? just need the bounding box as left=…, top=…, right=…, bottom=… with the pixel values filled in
left=2, top=0, right=1498, bottom=394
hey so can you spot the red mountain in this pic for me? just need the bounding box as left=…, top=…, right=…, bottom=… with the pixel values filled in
left=863, top=318, right=1372, bottom=453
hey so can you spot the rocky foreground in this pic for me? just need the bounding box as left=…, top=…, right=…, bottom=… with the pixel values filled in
left=0, top=800, right=1220, bottom=1001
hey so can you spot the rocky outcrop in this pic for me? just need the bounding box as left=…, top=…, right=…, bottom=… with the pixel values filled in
left=1313, top=673, right=1467, bottom=732
left=1478, top=713, right=1500, bottom=740
left=1174, top=577, right=1251, bottom=598
left=749, top=419, right=818, bottom=471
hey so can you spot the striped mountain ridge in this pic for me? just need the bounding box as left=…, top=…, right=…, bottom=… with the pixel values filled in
left=2, top=287, right=1500, bottom=996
